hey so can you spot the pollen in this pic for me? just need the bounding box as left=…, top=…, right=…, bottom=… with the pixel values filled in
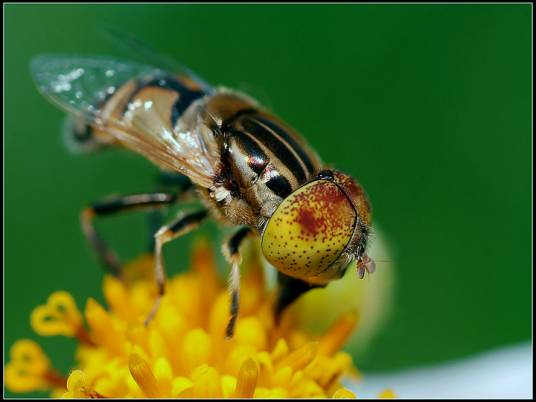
left=5, top=238, right=372, bottom=398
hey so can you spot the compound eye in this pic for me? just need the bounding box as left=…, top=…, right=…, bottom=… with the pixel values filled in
left=261, top=180, right=356, bottom=281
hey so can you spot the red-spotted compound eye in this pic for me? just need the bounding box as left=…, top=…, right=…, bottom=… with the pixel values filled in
left=261, top=180, right=356, bottom=283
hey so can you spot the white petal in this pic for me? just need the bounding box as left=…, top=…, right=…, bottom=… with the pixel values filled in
left=347, top=342, right=532, bottom=399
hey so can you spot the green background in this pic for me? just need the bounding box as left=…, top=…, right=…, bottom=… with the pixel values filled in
left=5, top=4, right=532, bottom=397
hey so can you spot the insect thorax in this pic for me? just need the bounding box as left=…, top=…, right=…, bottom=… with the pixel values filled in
left=186, top=89, right=323, bottom=230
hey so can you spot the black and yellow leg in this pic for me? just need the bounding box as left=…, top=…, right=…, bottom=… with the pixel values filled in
left=80, top=192, right=178, bottom=277
left=146, top=209, right=165, bottom=252
left=146, top=172, right=193, bottom=252
left=145, top=209, right=208, bottom=325
left=222, top=227, right=254, bottom=339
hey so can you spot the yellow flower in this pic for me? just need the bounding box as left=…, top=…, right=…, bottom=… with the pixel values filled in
left=6, top=238, right=393, bottom=398
left=4, top=339, right=65, bottom=393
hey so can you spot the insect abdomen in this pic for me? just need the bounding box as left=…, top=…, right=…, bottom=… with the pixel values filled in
left=126, top=75, right=206, bottom=126
left=226, top=112, right=320, bottom=188
left=219, top=105, right=322, bottom=220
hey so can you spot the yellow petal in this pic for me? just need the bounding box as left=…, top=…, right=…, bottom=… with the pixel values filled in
left=30, top=291, right=82, bottom=336
left=148, top=328, right=167, bottom=360
left=85, top=298, right=125, bottom=355
left=319, top=311, right=358, bottom=356
left=256, top=351, right=274, bottom=383
left=234, top=316, right=267, bottom=350
left=208, top=292, right=232, bottom=340
left=48, top=291, right=82, bottom=326
left=234, top=358, right=258, bottom=398
left=263, top=387, right=289, bottom=398
left=128, top=353, right=163, bottom=398
left=103, top=275, right=136, bottom=321
left=153, top=357, right=173, bottom=393
left=94, top=374, right=128, bottom=399
left=66, top=370, right=89, bottom=398
left=333, top=388, right=357, bottom=398
left=5, top=362, right=47, bottom=393
left=154, top=300, right=187, bottom=373
left=168, top=276, right=203, bottom=327
left=224, top=343, right=257, bottom=375
left=239, top=262, right=265, bottom=315
left=31, top=305, right=73, bottom=337
left=129, top=282, right=154, bottom=317
left=191, top=239, right=220, bottom=299
left=271, top=338, right=289, bottom=362
left=126, top=324, right=150, bottom=355
left=289, top=375, right=325, bottom=398
left=171, top=376, right=193, bottom=397
left=221, top=375, right=237, bottom=398
left=190, top=364, right=222, bottom=398
left=276, top=342, right=319, bottom=371
left=253, top=387, right=270, bottom=398
left=156, top=299, right=187, bottom=340
left=180, top=328, right=212, bottom=374
left=30, top=292, right=82, bottom=337
left=272, top=366, right=293, bottom=388
left=8, top=339, right=50, bottom=374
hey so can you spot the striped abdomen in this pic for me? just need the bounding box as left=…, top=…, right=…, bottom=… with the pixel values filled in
left=214, top=95, right=322, bottom=221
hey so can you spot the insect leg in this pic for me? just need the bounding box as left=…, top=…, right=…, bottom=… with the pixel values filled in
left=145, top=173, right=193, bottom=252
left=145, top=209, right=209, bottom=325
left=81, top=192, right=178, bottom=277
left=222, top=227, right=254, bottom=339
left=275, top=273, right=325, bottom=323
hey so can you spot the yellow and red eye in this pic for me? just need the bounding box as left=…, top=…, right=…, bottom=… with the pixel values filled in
left=261, top=180, right=356, bottom=283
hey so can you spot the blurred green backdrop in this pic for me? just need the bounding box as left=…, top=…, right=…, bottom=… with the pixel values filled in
left=5, top=3, right=532, bottom=397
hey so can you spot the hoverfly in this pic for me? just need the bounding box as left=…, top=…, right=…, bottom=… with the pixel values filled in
left=31, top=49, right=375, bottom=338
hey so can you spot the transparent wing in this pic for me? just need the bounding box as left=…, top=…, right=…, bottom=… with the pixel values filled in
left=98, top=26, right=213, bottom=92
left=31, top=54, right=220, bottom=188
left=31, top=54, right=163, bottom=125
